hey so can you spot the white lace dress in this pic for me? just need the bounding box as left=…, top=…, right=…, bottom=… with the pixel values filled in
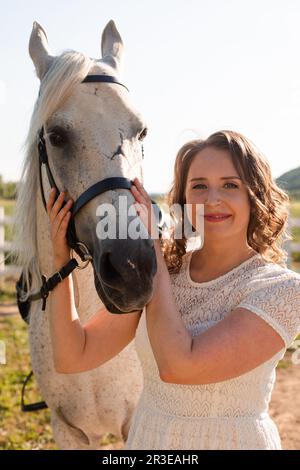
left=125, top=251, right=300, bottom=450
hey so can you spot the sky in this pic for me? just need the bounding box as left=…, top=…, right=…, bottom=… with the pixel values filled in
left=1, top=0, right=300, bottom=193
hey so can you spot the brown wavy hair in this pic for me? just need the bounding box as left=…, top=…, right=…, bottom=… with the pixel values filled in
left=161, top=130, right=291, bottom=273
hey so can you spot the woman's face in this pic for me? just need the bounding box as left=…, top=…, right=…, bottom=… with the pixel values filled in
left=184, top=146, right=251, bottom=242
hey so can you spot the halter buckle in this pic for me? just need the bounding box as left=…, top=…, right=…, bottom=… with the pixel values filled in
left=71, top=242, right=92, bottom=270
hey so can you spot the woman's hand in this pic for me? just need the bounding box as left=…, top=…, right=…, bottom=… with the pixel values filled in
left=47, top=188, right=73, bottom=269
left=130, top=177, right=160, bottom=240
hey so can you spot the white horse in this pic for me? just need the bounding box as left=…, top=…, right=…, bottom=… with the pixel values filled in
left=13, top=20, right=156, bottom=449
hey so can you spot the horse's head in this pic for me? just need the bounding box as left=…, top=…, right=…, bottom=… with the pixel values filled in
left=28, top=21, right=157, bottom=313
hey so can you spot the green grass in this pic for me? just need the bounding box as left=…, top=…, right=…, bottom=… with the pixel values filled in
left=0, top=307, right=118, bottom=450
left=291, top=200, right=300, bottom=219
left=0, top=314, right=56, bottom=450
left=290, top=201, right=300, bottom=267
left=291, top=227, right=300, bottom=248
left=276, top=359, right=290, bottom=369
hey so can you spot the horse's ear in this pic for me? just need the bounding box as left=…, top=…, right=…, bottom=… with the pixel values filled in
left=29, top=21, right=54, bottom=80
left=101, top=20, right=124, bottom=73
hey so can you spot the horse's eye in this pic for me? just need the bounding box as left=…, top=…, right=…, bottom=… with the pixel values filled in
left=138, top=127, right=148, bottom=141
left=48, top=128, right=69, bottom=147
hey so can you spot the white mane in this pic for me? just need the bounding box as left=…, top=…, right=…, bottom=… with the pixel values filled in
left=12, top=51, right=93, bottom=299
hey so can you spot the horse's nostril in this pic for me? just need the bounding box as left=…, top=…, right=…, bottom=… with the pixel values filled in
left=100, top=252, right=123, bottom=287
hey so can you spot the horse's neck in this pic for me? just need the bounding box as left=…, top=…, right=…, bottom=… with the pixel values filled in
left=36, top=190, right=103, bottom=321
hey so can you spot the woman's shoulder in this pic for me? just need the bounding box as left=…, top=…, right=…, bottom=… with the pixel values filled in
left=240, top=257, right=300, bottom=301
left=237, top=261, right=300, bottom=350
left=249, top=257, right=300, bottom=284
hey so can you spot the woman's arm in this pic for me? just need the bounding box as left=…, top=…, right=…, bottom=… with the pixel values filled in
left=49, top=270, right=141, bottom=374
left=47, top=188, right=142, bottom=374
left=145, top=240, right=194, bottom=378
left=146, top=243, right=285, bottom=384
left=49, top=261, right=85, bottom=372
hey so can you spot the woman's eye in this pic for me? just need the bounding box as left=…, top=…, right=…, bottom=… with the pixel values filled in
left=192, top=183, right=238, bottom=190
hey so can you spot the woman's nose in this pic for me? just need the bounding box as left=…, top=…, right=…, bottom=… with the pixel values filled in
left=203, top=188, right=221, bottom=205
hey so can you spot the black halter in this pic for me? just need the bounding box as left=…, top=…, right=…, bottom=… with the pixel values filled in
left=38, top=74, right=160, bottom=262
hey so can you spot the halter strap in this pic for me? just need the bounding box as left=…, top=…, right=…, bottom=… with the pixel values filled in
left=81, top=75, right=129, bottom=92
left=71, top=177, right=132, bottom=216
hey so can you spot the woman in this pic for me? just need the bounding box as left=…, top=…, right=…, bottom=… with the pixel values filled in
left=47, top=130, right=300, bottom=450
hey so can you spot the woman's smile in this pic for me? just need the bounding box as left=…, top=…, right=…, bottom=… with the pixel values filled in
left=204, top=213, right=232, bottom=222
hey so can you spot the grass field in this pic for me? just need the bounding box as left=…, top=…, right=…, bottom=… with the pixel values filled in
left=0, top=199, right=52, bottom=449
left=291, top=200, right=300, bottom=219
left=0, top=314, right=56, bottom=450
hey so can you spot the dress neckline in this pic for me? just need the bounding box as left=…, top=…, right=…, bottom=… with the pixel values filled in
left=185, top=250, right=262, bottom=287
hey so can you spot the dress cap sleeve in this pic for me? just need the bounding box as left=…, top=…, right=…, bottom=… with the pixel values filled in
left=238, top=270, right=300, bottom=349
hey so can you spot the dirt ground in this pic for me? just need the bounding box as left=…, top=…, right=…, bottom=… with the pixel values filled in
left=269, top=352, right=300, bottom=450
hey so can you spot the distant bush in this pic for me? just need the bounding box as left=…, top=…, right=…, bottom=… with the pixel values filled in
left=277, top=167, right=300, bottom=192
left=0, top=175, right=17, bottom=200
left=290, top=190, right=300, bottom=201
left=292, top=252, right=300, bottom=263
